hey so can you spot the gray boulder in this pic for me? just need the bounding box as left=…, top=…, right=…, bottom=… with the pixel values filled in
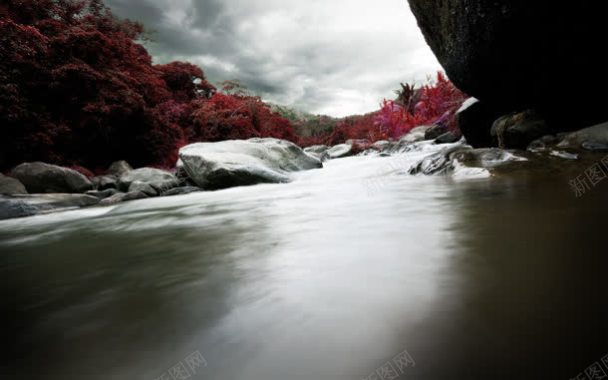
left=425, top=125, right=447, bottom=140
left=118, top=168, right=179, bottom=193
left=107, top=160, right=133, bottom=176
left=0, top=174, right=27, bottom=195
left=128, top=181, right=158, bottom=196
left=86, top=188, right=120, bottom=199
left=92, top=175, right=118, bottom=190
left=435, top=131, right=462, bottom=145
left=557, top=122, right=608, bottom=150
left=161, top=186, right=202, bottom=197
left=0, top=194, right=100, bottom=220
left=11, top=162, right=93, bottom=193
left=98, top=191, right=149, bottom=206
left=326, top=144, right=353, bottom=159
left=179, top=138, right=322, bottom=190
left=304, top=145, right=331, bottom=161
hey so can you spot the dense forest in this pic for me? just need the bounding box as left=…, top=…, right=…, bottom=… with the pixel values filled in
left=0, top=0, right=466, bottom=172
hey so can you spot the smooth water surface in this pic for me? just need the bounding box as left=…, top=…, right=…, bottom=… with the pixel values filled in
left=1, top=151, right=606, bottom=379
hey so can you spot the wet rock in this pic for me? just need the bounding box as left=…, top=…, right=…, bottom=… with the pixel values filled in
left=451, top=148, right=528, bottom=169
left=326, top=144, right=353, bottom=159
left=409, top=145, right=469, bottom=175
left=107, top=160, right=133, bottom=176
left=128, top=181, right=158, bottom=196
left=457, top=100, right=503, bottom=148
left=92, top=175, right=118, bottom=190
left=557, top=122, right=608, bottom=150
left=408, top=1, right=608, bottom=128
left=304, top=145, right=331, bottom=161
left=491, top=110, right=548, bottom=149
left=11, top=162, right=93, bottom=193
left=0, top=194, right=100, bottom=220
left=582, top=141, right=608, bottom=152
left=549, top=151, right=579, bottom=160
left=86, top=188, right=120, bottom=199
left=425, top=125, right=448, bottom=140
left=161, top=186, right=202, bottom=197
left=372, top=140, right=392, bottom=151
left=118, top=168, right=179, bottom=193
left=98, top=191, right=149, bottom=206
left=179, top=138, right=322, bottom=190
left=0, top=174, right=27, bottom=195
left=435, top=131, right=461, bottom=144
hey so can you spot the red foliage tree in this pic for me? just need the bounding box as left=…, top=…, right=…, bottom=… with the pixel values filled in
left=0, top=0, right=217, bottom=170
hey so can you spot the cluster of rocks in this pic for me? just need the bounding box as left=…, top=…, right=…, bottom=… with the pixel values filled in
left=0, top=138, right=322, bottom=220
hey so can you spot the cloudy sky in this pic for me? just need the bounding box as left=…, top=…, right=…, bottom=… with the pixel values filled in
left=105, top=0, right=441, bottom=117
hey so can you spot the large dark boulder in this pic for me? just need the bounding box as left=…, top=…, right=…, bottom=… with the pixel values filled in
left=408, top=1, right=608, bottom=130
left=11, top=162, right=93, bottom=193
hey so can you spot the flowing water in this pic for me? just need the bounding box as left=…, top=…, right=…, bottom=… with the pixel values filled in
left=1, top=148, right=607, bottom=380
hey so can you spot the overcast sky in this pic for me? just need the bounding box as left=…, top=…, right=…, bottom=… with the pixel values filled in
left=105, top=0, right=441, bottom=117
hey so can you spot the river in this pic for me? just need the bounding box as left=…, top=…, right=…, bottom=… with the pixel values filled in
left=1, top=149, right=606, bottom=379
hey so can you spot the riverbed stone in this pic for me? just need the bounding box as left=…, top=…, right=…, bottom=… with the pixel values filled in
left=557, top=122, right=608, bottom=150
left=86, top=188, right=120, bottom=199
left=179, top=138, right=322, bottom=190
left=92, top=175, right=118, bottom=190
left=128, top=181, right=158, bottom=196
left=98, top=191, right=149, bottom=206
left=491, top=110, right=548, bottom=149
left=0, top=194, right=100, bottom=220
left=425, top=125, right=447, bottom=140
left=304, top=145, right=331, bottom=161
left=107, top=160, right=133, bottom=176
left=326, top=144, right=353, bottom=159
left=435, top=131, right=461, bottom=144
left=0, top=174, right=27, bottom=195
left=161, top=186, right=202, bottom=197
left=118, top=168, right=179, bottom=192
left=11, top=162, right=93, bottom=193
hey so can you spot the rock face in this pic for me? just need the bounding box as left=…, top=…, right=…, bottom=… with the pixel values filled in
left=408, top=1, right=608, bottom=129
left=0, top=194, right=99, bottom=220
left=179, top=138, right=322, bottom=190
left=11, top=162, right=93, bottom=193
left=0, top=174, right=27, bottom=195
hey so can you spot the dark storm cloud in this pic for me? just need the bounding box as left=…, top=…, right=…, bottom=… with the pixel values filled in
left=104, top=0, right=440, bottom=116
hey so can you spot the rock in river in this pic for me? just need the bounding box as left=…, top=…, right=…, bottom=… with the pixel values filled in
left=11, top=162, right=93, bottom=193
left=0, top=194, right=99, bottom=220
left=179, top=138, right=322, bottom=190
left=0, top=174, right=27, bottom=195
left=118, top=168, right=179, bottom=193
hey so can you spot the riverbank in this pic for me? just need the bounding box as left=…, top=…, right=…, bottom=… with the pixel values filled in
left=2, top=119, right=607, bottom=221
